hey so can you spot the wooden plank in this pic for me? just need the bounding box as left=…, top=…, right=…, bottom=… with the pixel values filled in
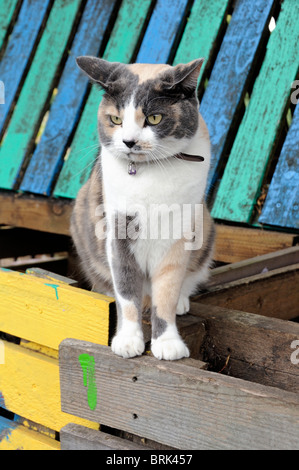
left=173, top=0, right=230, bottom=86
left=189, top=302, right=299, bottom=391
left=136, top=0, right=190, bottom=64
left=0, top=191, right=295, bottom=262
left=213, top=223, right=296, bottom=263
left=0, top=416, right=60, bottom=450
left=60, top=423, right=152, bottom=450
left=53, top=0, right=153, bottom=199
left=0, top=0, right=52, bottom=135
left=0, top=341, right=99, bottom=433
left=59, top=340, right=299, bottom=450
left=20, top=0, right=118, bottom=196
left=211, top=0, right=299, bottom=223
left=0, top=268, right=112, bottom=350
left=0, top=0, right=19, bottom=50
left=26, top=267, right=78, bottom=287
left=259, top=104, right=299, bottom=229
left=200, top=0, right=275, bottom=191
left=194, top=263, right=299, bottom=320
left=209, top=245, right=299, bottom=286
left=0, top=192, right=73, bottom=235
left=0, top=0, right=82, bottom=190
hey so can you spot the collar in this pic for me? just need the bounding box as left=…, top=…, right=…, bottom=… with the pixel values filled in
left=128, top=152, right=204, bottom=175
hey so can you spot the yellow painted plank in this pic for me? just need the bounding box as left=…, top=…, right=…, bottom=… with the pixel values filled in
left=0, top=419, right=60, bottom=450
left=0, top=269, right=113, bottom=349
left=0, top=341, right=99, bottom=432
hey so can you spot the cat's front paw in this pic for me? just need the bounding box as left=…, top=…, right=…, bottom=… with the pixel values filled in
left=111, top=331, right=145, bottom=359
left=151, top=326, right=189, bottom=360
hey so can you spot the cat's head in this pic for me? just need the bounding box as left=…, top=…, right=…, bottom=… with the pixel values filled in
left=76, top=57, right=204, bottom=162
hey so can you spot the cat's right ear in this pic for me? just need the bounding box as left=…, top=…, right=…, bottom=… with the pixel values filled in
left=76, top=56, right=120, bottom=90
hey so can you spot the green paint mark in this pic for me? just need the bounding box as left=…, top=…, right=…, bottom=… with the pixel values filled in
left=78, top=354, right=97, bottom=411
left=44, top=283, right=59, bottom=300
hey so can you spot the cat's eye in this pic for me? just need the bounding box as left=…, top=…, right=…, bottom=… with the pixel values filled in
left=110, top=115, right=122, bottom=125
left=146, top=114, right=163, bottom=125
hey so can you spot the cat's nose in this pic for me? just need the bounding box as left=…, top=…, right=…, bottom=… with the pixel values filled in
left=123, top=139, right=136, bottom=149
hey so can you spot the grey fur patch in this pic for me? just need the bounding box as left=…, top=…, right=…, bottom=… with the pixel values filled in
left=111, top=214, right=144, bottom=305
left=151, top=306, right=167, bottom=339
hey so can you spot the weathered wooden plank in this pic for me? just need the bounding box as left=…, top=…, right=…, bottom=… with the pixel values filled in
left=53, top=0, right=153, bottom=199
left=199, top=0, right=275, bottom=191
left=26, top=267, right=78, bottom=287
left=136, top=0, right=190, bottom=64
left=0, top=0, right=82, bottom=190
left=0, top=341, right=99, bottom=433
left=60, top=423, right=152, bottom=450
left=0, top=269, right=112, bottom=350
left=0, top=0, right=52, bottom=135
left=59, top=340, right=299, bottom=450
left=213, top=223, right=296, bottom=263
left=0, top=416, right=60, bottom=450
left=259, top=104, right=299, bottom=229
left=195, top=263, right=299, bottom=320
left=190, top=302, right=299, bottom=391
left=173, top=0, right=230, bottom=87
left=0, top=0, right=19, bottom=50
left=211, top=0, right=299, bottom=223
left=0, top=192, right=73, bottom=235
left=20, top=0, right=118, bottom=196
left=209, top=245, right=299, bottom=286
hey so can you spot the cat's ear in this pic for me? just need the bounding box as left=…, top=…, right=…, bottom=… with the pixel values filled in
left=163, top=59, right=204, bottom=94
left=76, top=56, right=121, bottom=90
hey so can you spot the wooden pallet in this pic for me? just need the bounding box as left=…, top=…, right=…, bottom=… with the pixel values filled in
left=1, top=246, right=298, bottom=450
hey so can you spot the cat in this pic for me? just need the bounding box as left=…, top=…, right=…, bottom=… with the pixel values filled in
left=71, top=57, right=215, bottom=360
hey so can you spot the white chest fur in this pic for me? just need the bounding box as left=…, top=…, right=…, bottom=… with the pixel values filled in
left=101, top=124, right=211, bottom=275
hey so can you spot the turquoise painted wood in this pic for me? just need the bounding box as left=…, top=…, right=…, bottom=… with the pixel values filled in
left=0, top=0, right=19, bottom=50
left=0, top=0, right=82, bottom=190
left=136, top=0, right=190, bottom=64
left=173, top=0, right=230, bottom=83
left=211, top=0, right=299, bottom=223
left=0, top=0, right=51, bottom=134
left=20, top=0, right=118, bottom=196
left=199, top=0, right=275, bottom=193
left=259, top=104, right=299, bottom=229
left=53, top=0, right=153, bottom=199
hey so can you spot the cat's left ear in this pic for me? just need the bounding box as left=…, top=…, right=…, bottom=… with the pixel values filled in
left=163, top=58, right=204, bottom=94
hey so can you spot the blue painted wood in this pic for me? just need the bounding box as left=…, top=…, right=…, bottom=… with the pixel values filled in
left=259, top=104, right=299, bottom=229
left=0, top=0, right=51, bottom=134
left=136, top=0, right=190, bottom=64
left=199, top=0, right=275, bottom=193
left=20, top=0, right=117, bottom=195
left=0, top=415, right=18, bottom=442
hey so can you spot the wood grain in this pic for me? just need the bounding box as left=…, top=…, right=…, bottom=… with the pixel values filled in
left=0, top=0, right=51, bottom=134
left=259, top=103, right=299, bottom=229
left=190, top=302, right=299, bottom=391
left=20, top=0, right=118, bottom=196
left=0, top=0, right=82, bottom=190
left=59, top=339, right=299, bottom=450
left=212, top=0, right=299, bottom=223
left=200, top=0, right=275, bottom=191
left=196, top=263, right=299, bottom=320
left=0, top=268, right=112, bottom=349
